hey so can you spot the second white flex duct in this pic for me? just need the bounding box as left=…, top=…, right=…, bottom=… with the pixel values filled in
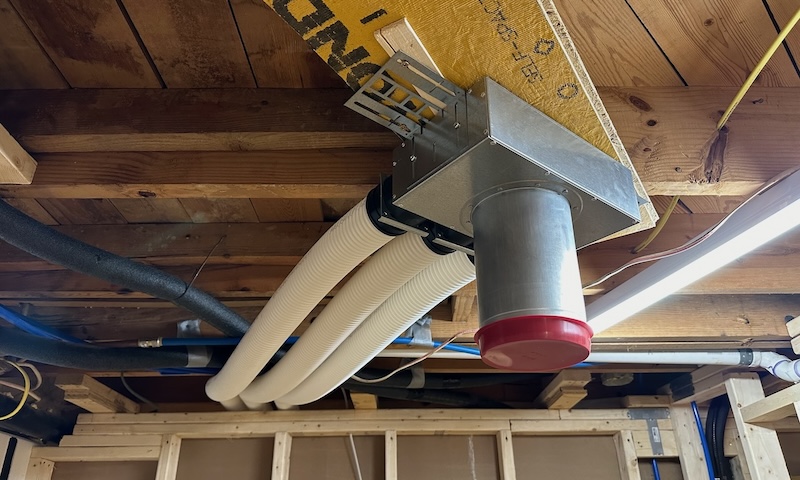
left=278, top=252, right=476, bottom=406
left=205, top=199, right=395, bottom=403
left=239, top=233, right=443, bottom=406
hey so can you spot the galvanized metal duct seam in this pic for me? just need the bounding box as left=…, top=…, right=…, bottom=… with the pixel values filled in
left=239, top=233, right=442, bottom=407
left=205, top=198, right=394, bottom=403
left=278, top=252, right=476, bottom=406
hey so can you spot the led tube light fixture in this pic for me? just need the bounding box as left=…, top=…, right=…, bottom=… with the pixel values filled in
left=587, top=167, right=800, bottom=334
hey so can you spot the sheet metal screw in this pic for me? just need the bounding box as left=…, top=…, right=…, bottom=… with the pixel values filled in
left=410, top=155, right=417, bottom=162
left=453, top=122, right=460, bottom=129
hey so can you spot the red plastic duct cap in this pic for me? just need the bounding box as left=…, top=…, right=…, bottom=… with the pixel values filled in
left=474, top=315, right=593, bottom=371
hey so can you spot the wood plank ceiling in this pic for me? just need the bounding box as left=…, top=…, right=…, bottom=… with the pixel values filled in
left=0, top=0, right=798, bottom=352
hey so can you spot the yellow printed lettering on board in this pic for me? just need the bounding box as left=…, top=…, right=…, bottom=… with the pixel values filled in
left=264, top=0, right=658, bottom=233
left=265, top=0, right=614, bottom=159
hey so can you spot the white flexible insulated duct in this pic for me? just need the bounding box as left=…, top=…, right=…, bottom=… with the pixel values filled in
left=239, top=234, right=442, bottom=407
left=278, top=252, right=476, bottom=406
left=205, top=199, right=393, bottom=403
left=219, top=397, right=248, bottom=411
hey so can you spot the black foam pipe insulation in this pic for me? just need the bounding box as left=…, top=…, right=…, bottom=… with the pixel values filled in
left=0, top=200, right=250, bottom=336
left=0, top=328, right=226, bottom=371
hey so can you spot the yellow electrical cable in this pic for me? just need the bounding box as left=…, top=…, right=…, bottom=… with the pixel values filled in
left=717, top=6, right=800, bottom=131
left=630, top=7, right=800, bottom=255
left=0, top=360, right=30, bottom=421
left=632, top=195, right=680, bottom=254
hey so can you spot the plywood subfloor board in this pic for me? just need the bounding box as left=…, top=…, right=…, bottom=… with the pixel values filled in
left=0, top=89, right=394, bottom=153
left=110, top=198, right=192, bottom=224
left=8, top=0, right=160, bottom=88
left=552, top=0, right=683, bottom=87
left=179, top=198, right=259, bottom=223
left=2, top=199, right=58, bottom=225
left=121, top=0, right=255, bottom=88
left=36, top=199, right=127, bottom=225
left=250, top=199, right=325, bottom=222
left=767, top=0, right=800, bottom=66
left=0, top=222, right=330, bottom=271
left=229, top=0, right=343, bottom=88
left=626, top=0, right=800, bottom=86
left=599, top=85, right=800, bottom=195
left=0, top=150, right=390, bottom=199
left=0, top=0, right=66, bottom=89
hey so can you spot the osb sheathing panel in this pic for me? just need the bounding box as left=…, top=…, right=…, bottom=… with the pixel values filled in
left=265, top=0, right=657, bottom=233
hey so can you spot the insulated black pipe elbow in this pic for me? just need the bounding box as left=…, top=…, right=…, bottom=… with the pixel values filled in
left=0, top=327, right=213, bottom=371
left=0, top=200, right=250, bottom=336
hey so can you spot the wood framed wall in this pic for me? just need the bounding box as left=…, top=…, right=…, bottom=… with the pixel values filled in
left=14, top=407, right=733, bottom=480
left=20, top=376, right=800, bottom=479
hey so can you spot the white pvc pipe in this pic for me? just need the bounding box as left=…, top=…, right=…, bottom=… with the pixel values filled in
left=278, top=252, right=476, bottom=406
left=752, top=351, right=800, bottom=383
left=239, top=234, right=442, bottom=406
left=205, top=199, right=393, bottom=403
left=372, top=349, right=800, bottom=383
left=586, top=351, right=744, bottom=365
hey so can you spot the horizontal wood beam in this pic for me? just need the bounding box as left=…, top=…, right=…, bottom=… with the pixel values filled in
left=0, top=87, right=794, bottom=196
left=0, top=89, right=395, bottom=153
left=1, top=150, right=390, bottom=199
left=0, top=215, right=797, bottom=297
left=0, top=123, right=36, bottom=184
left=741, top=383, right=800, bottom=424
left=600, top=86, right=800, bottom=196
left=0, top=222, right=332, bottom=270
left=8, top=294, right=794, bottom=349
left=55, top=373, right=140, bottom=413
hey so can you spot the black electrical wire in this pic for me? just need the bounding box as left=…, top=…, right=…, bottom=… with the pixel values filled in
left=0, top=327, right=226, bottom=371
left=714, top=396, right=733, bottom=480
left=0, top=200, right=250, bottom=336
left=706, top=398, right=721, bottom=477
left=121, top=372, right=159, bottom=412
left=706, top=395, right=734, bottom=480
left=346, top=384, right=511, bottom=409
left=353, top=369, right=536, bottom=389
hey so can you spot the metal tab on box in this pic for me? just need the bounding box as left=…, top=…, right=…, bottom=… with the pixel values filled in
left=345, top=52, right=464, bottom=139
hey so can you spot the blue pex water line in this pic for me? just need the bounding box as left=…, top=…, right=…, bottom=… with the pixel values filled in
left=0, top=304, right=85, bottom=344
left=651, top=459, right=661, bottom=480
left=691, top=401, right=716, bottom=480
left=160, top=335, right=481, bottom=355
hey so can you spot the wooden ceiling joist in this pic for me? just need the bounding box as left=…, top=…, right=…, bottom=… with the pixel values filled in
left=0, top=215, right=796, bottom=296
left=6, top=294, right=794, bottom=350
left=0, top=86, right=797, bottom=197
left=0, top=150, right=389, bottom=199
left=0, top=89, right=395, bottom=153
left=0, top=122, right=36, bottom=184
